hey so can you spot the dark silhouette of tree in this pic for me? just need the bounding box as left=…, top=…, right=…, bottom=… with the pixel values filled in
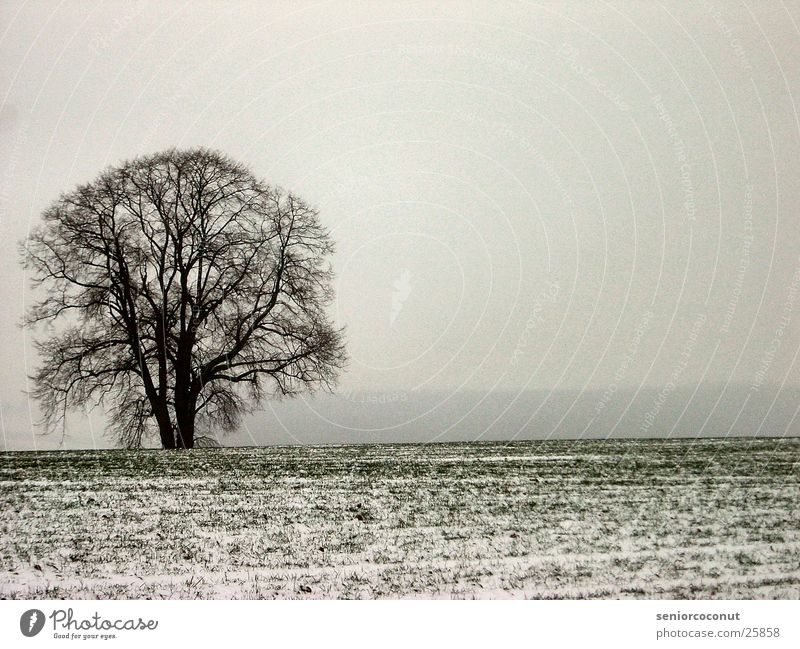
left=21, top=148, right=346, bottom=449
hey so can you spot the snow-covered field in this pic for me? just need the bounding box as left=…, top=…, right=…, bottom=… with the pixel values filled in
left=1, top=438, right=798, bottom=599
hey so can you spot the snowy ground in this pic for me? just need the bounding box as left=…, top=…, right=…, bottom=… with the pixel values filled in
left=0, top=438, right=798, bottom=599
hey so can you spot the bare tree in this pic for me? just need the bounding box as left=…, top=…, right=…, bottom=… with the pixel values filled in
left=21, top=148, right=346, bottom=449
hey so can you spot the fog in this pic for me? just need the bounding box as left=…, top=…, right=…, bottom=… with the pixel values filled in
left=1, top=1, right=799, bottom=448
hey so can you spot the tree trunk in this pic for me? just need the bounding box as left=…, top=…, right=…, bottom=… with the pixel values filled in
left=173, top=318, right=196, bottom=448
left=174, top=413, right=194, bottom=449
left=154, top=403, right=175, bottom=449
left=159, top=419, right=176, bottom=449
left=174, top=395, right=196, bottom=449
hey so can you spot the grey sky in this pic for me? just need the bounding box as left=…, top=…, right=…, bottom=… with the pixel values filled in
left=1, top=1, right=799, bottom=448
